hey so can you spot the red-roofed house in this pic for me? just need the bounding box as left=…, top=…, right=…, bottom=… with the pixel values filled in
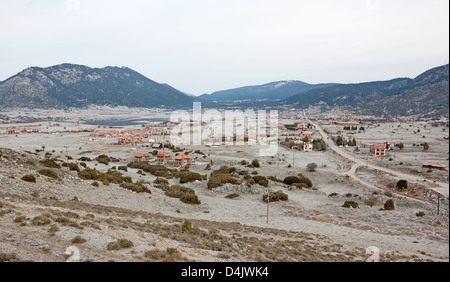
left=422, top=163, right=447, bottom=170
left=299, top=131, right=313, bottom=139
left=134, top=152, right=151, bottom=160
left=370, top=144, right=387, bottom=156
left=174, top=154, right=192, bottom=168
left=157, top=151, right=172, bottom=164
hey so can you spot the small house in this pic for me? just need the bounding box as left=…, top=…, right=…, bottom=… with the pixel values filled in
left=303, top=142, right=313, bottom=152
left=156, top=151, right=172, bottom=164
left=370, top=144, right=386, bottom=157
left=174, top=154, right=192, bottom=168
left=134, top=152, right=151, bottom=160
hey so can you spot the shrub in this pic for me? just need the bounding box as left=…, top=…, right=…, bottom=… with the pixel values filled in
left=396, top=180, right=408, bottom=190
left=107, top=239, right=134, bottom=251
left=63, top=162, right=80, bottom=172
left=72, top=236, right=87, bottom=244
left=78, top=168, right=98, bottom=180
left=207, top=174, right=239, bottom=189
left=268, top=176, right=283, bottom=183
left=92, top=181, right=99, bottom=187
left=178, top=171, right=207, bottom=184
left=38, top=169, right=59, bottom=179
left=78, top=157, right=92, bottom=162
left=118, top=166, right=128, bottom=172
left=342, top=201, right=359, bottom=208
left=21, top=174, right=36, bottom=183
left=154, top=177, right=169, bottom=185
left=263, top=191, right=288, bottom=202
left=225, top=193, right=240, bottom=199
left=384, top=199, right=395, bottom=211
left=31, top=216, right=51, bottom=226
left=120, top=182, right=152, bottom=194
left=251, top=160, right=260, bottom=168
left=180, top=193, right=201, bottom=205
left=14, top=216, right=27, bottom=223
left=96, top=154, right=111, bottom=165
left=328, top=193, right=339, bottom=197
left=40, top=158, right=61, bottom=168
left=416, top=211, right=425, bottom=217
left=283, top=176, right=301, bottom=185
left=80, top=162, right=87, bottom=168
left=181, top=219, right=200, bottom=234
left=252, top=176, right=268, bottom=187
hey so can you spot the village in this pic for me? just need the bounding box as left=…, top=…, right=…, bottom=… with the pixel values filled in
left=0, top=107, right=449, bottom=262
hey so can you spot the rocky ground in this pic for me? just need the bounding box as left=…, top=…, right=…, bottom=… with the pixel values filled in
left=1, top=141, right=448, bottom=262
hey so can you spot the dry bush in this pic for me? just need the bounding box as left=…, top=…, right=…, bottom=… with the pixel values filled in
left=365, top=197, right=378, bottom=208
left=21, top=174, right=36, bottom=183
left=263, top=192, right=288, bottom=202
left=107, top=239, right=134, bottom=251
left=31, top=215, right=51, bottom=226
left=40, top=158, right=61, bottom=169
left=225, top=193, right=240, bottom=199
left=71, top=236, right=87, bottom=244
left=342, top=201, right=359, bottom=208
left=38, top=169, right=59, bottom=179
left=384, top=199, right=395, bottom=211
left=0, top=252, right=20, bottom=262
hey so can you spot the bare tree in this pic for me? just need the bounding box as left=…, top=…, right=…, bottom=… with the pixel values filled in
left=306, top=162, right=318, bottom=172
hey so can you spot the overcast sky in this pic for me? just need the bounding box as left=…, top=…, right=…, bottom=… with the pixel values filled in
left=0, top=0, right=448, bottom=95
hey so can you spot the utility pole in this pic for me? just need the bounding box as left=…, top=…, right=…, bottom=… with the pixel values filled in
left=437, top=194, right=440, bottom=215
left=266, top=190, right=270, bottom=224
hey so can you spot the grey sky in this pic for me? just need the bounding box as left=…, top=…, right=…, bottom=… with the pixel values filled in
left=0, top=0, right=448, bottom=95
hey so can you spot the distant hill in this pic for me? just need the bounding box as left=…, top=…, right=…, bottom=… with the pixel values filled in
left=0, top=64, right=193, bottom=109
left=284, top=64, right=449, bottom=117
left=199, top=81, right=336, bottom=101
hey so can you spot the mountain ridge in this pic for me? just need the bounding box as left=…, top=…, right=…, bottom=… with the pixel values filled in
left=0, top=63, right=193, bottom=109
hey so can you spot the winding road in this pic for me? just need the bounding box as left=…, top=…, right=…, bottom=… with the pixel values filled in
left=305, top=114, right=449, bottom=197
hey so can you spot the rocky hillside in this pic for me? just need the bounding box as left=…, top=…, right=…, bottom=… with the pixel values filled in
left=284, top=64, right=449, bottom=117
left=0, top=64, right=193, bottom=109
left=199, top=81, right=336, bottom=101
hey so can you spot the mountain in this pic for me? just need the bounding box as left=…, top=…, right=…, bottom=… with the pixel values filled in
left=0, top=64, right=193, bottom=109
left=284, top=64, right=449, bottom=117
left=199, top=80, right=336, bottom=101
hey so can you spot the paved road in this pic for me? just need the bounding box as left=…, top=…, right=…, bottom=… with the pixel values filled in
left=306, top=114, right=449, bottom=197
